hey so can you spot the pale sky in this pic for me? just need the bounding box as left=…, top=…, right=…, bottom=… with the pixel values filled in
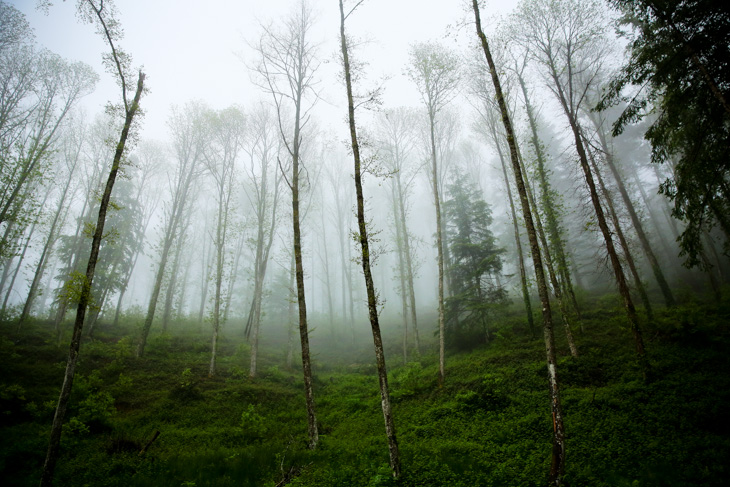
left=8, top=0, right=518, bottom=142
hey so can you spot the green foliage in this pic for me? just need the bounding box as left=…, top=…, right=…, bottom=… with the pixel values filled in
left=1, top=301, right=730, bottom=486
left=443, top=169, right=508, bottom=350
left=169, top=367, right=202, bottom=402
left=57, top=270, right=92, bottom=308
left=601, top=0, right=730, bottom=266
left=238, top=404, right=267, bottom=441
left=73, top=371, right=115, bottom=431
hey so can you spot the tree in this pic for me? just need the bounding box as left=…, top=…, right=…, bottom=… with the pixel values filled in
left=251, top=0, right=321, bottom=449
left=111, top=139, right=164, bottom=327
left=136, top=102, right=205, bottom=358
left=377, top=107, right=421, bottom=359
left=39, top=1, right=145, bottom=484
left=472, top=1, right=566, bottom=483
left=469, top=43, right=579, bottom=354
left=509, top=53, right=582, bottom=321
left=443, top=169, right=506, bottom=349
left=49, top=114, right=114, bottom=336
left=242, top=104, right=282, bottom=378
left=0, top=3, right=97, bottom=259
left=339, top=0, right=400, bottom=476
left=468, top=53, right=536, bottom=336
left=600, top=0, right=730, bottom=267
left=407, top=40, right=460, bottom=386
left=512, top=0, right=648, bottom=372
left=19, top=120, right=84, bottom=325
left=201, top=106, right=245, bottom=377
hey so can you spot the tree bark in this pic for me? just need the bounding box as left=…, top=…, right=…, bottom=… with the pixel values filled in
left=493, top=131, right=534, bottom=336
left=339, top=1, right=401, bottom=476
left=40, top=70, right=144, bottom=487
left=515, top=69, right=581, bottom=319
left=585, top=139, right=654, bottom=321
left=472, top=2, right=565, bottom=483
left=588, top=112, right=675, bottom=308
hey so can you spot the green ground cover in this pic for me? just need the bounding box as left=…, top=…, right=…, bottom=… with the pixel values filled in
left=1, top=296, right=729, bottom=486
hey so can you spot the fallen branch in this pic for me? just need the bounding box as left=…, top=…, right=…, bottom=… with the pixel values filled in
left=139, top=430, right=160, bottom=455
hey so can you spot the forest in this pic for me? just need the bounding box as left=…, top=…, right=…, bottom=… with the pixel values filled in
left=1, top=0, right=729, bottom=485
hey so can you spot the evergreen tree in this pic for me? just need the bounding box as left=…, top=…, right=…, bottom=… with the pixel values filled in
left=601, top=0, right=730, bottom=266
left=443, top=170, right=506, bottom=349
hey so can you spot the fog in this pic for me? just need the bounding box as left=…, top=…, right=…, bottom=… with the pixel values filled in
left=1, top=0, right=724, bottom=356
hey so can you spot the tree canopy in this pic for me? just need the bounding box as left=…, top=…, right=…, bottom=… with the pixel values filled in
left=601, top=0, right=730, bottom=267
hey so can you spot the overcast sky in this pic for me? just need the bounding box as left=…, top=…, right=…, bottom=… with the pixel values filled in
left=9, top=0, right=518, bottom=142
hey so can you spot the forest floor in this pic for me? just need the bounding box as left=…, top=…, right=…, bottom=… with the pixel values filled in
left=1, top=294, right=730, bottom=486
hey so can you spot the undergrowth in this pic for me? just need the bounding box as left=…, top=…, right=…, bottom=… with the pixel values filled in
left=1, top=297, right=729, bottom=486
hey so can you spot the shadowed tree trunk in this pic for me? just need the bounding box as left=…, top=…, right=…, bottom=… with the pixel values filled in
left=489, top=121, right=534, bottom=336
left=514, top=66, right=581, bottom=319
left=586, top=109, right=675, bottom=308
left=585, top=139, right=654, bottom=321
left=512, top=0, right=647, bottom=377
left=252, top=0, right=320, bottom=448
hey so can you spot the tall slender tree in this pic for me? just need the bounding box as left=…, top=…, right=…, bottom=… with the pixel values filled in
left=472, top=1, right=565, bottom=483
left=136, top=102, right=205, bottom=357
left=407, top=41, right=460, bottom=385
left=39, top=1, right=145, bottom=484
left=339, top=0, right=400, bottom=476
left=512, top=0, right=648, bottom=371
left=201, top=106, right=245, bottom=377
left=242, top=104, right=283, bottom=378
left=251, top=0, right=321, bottom=448
left=377, top=107, right=421, bottom=356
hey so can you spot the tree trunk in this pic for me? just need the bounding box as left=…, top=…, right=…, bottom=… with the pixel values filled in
left=395, top=170, right=420, bottom=354
left=427, top=110, right=447, bottom=386
left=286, top=252, right=296, bottom=370
left=247, top=175, right=280, bottom=378
left=392, top=181, right=410, bottom=364
left=339, top=2, right=401, bottom=476
left=162, top=232, right=186, bottom=332
left=585, top=140, right=654, bottom=322
left=40, top=70, right=144, bottom=487
left=2, top=215, right=41, bottom=317
left=492, top=125, right=536, bottom=337
left=472, top=3, right=565, bottom=483
left=20, top=160, right=77, bottom=325
left=198, top=237, right=213, bottom=328
left=515, top=146, right=578, bottom=357
left=516, top=70, right=581, bottom=319
left=588, top=112, right=675, bottom=308
left=561, top=104, right=648, bottom=373
left=290, top=79, right=318, bottom=452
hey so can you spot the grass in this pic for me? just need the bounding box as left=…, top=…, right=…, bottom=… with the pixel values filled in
left=1, top=296, right=729, bottom=486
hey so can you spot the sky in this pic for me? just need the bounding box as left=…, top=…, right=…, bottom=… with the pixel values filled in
left=8, top=0, right=518, bottom=142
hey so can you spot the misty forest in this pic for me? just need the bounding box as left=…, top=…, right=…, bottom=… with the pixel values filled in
left=1, top=0, right=729, bottom=485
